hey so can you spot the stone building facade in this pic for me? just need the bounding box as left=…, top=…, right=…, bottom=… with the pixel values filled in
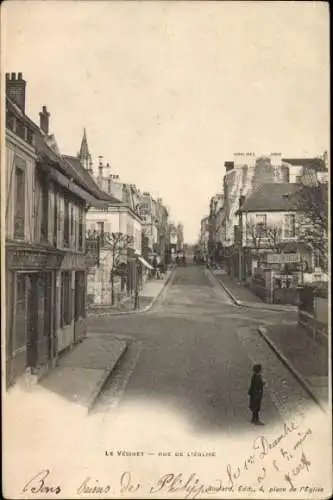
left=5, top=73, right=110, bottom=387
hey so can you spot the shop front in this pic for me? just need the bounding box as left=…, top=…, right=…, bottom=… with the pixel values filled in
left=5, top=244, right=64, bottom=387
left=57, top=252, right=87, bottom=353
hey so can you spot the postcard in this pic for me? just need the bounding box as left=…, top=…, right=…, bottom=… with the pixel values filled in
left=1, top=1, right=331, bottom=499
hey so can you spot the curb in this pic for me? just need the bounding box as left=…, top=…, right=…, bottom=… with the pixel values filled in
left=257, top=326, right=327, bottom=413
left=139, top=266, right=176, bottom=313
left=207, top=269, right=242, bottom=305
left=87, top=267, right=176, bottom=318
left=209, top=269, right=297, bottom=312
left=87, top=343, right=128, bottom=413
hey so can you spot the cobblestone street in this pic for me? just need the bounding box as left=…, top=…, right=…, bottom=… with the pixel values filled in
left=88, top=265, right=316, bottom=432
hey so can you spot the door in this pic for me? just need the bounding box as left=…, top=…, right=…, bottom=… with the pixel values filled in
left=27, top=274, right=38, bottom=368
left=74, top=272, right=80, bottom=342
left=44, top=272, right=53, bottom=360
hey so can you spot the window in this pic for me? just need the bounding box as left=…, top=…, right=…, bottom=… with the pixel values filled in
left=70, top=204, right=74, bottom=246
left=16, top=120, right=26, bottom=140
left=255, top=214, right=267, bottom=227
left=108, top=179, right=111, bottom=193
left=14, top=166, right=25, bottom=238
left=255, top=214, right=267, bottom=236
left=6, top=111, right=16, bottom=132
left=64, top=197, right=69, bottom=247
left=284, top=214, right=296, bottom=238
left=60, top=272, right=72, bottom=327
left=40, top=175, right=49, bottom=242
left=78, top=206, right=83, bottom=250
left=26, top=128, right=34, bottom=145
left=53, top=192, right=58, bottom=247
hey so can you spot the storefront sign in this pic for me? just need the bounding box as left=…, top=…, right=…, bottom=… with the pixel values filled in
left=8, top=249, right=63, bottom=270
left=267, top=252, right=300, bottom=264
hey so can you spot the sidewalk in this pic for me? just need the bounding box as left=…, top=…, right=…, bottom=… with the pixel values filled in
left=88, top=267, right=174, bottom=316
left=34, top=269, right=175, bottom=412
left=39, top=335, right=127, bottom=412
left=211, top=269, right=297, bottom=312
left=258, top=323, right=329, bottom=410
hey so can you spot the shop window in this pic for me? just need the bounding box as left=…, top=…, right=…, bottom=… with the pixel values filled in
left=14, top=166, right=25, bottom=238
left=15, top=274, right=27, bottom=351
left=61, top=271, right=72, bottom=327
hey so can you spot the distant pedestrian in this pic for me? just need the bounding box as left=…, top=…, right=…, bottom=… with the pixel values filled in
left=248, top=364, right=265, bottom=425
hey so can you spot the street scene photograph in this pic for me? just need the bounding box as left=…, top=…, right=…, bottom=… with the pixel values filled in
left=2, top=1, right=331, bottom=499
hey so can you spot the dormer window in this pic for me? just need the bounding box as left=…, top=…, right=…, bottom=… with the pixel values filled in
left=16, top=120, right=26, bottom=140
left=6, top=111, right=16, bottom=132
left=26, top=128, right=34, bottom=145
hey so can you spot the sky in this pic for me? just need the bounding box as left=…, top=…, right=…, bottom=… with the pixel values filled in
left=2, top=1, right=329, bottom=243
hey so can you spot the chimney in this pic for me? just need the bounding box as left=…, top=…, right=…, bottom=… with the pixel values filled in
left=98, top=156, right=104, bottom=179
left=39, top=106, right=50, bottom=134
left=6, top=72, right=27, bottom=112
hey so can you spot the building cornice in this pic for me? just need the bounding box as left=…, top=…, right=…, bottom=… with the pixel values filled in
left=88, top=203, right=143, bottom=223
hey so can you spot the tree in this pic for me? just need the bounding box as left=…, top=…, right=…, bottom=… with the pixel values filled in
left=246, top=221, right=265, bottom=254
left=266, top=225, right=282, bottom=252
left=293, top=182, right=328, bottom=270
left=103, top=232, right=134, bottom=305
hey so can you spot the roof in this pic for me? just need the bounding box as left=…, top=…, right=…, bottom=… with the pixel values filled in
left=6, top=95, right=118, bottom=204
left=63, top=155, right=122, bottom=203
left=240, top=183, right=300, bottom=212
left=6, top=96, right=40, bottom=132
left=282, top=157, right=326, bottom=172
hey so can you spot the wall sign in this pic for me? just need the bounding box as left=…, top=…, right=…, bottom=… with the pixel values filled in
left=7, top=249, right=63, bottom=270
left=267, top=252, right=300, bottom=264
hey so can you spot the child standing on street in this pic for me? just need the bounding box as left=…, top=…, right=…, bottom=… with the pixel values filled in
left=248, top=364, right=265, bottom=425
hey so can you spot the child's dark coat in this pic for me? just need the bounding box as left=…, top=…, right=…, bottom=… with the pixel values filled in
left=248, top=372, right=264, bottom=412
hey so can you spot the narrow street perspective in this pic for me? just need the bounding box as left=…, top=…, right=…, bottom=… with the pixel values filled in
left=3, top=3, right=330, bottom=499
left=87, top=263, right=324, bottom=433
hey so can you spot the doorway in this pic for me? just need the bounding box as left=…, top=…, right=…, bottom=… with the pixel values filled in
left=27, top=274, right=38, bottom=369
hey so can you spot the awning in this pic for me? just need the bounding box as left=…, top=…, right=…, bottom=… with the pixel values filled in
left=137, top=255, right=154, bottom=270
